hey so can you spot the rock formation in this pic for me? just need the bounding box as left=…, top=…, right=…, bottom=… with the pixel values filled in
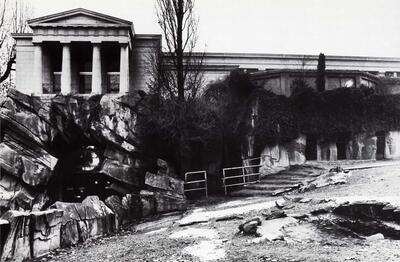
left=0, top=89, right=187, bottom=261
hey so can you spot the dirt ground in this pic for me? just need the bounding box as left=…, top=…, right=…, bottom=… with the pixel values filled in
left=34, top=164, right=400, bottom=262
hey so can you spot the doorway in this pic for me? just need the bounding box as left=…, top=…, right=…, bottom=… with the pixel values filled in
left=336, top=133, right=350, bottom=160
left=376, top=131, right=385, bottom=160
left=305, top=134, right=318, bottom=160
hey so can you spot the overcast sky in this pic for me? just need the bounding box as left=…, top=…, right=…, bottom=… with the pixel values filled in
left=28, top=0, right=400, bottom=57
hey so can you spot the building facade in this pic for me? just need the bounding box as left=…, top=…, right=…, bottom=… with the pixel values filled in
left=12, top=8, right=400, bottom=97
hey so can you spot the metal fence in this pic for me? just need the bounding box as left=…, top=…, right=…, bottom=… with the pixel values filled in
left=222, top=164, right=262, bottom=195
left=222, top=154, right=278, bottom=195
left=184, top=170, right=208, bottom=197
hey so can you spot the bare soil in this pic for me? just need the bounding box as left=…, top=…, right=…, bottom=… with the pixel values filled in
left=33, top=164, right=400, bottom=262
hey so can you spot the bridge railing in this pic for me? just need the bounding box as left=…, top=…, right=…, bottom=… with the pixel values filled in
left=184, top=170, right=208, bottom=197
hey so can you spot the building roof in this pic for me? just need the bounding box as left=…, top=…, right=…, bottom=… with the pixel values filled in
left=28, top=8, right=133, bottom=27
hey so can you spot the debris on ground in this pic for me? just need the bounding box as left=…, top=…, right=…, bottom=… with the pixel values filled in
left=262, top=210, right=287, bottom=220
left=299, top=167, right=352, bottom=192
left=238, top=217, right=262, bottom=236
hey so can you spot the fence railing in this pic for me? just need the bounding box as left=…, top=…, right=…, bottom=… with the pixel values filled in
left=222, top=164, right=262, bottom=195
left=184, top=170, right=208, bottom=197
left=222, top=154, right=278, bottom=195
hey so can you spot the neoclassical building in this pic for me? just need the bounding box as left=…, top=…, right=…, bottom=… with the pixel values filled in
left=12, top=8, right=400, bottom=97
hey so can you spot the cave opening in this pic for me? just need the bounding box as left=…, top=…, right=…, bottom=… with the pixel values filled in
left=47, top=133, right=118, bottom=203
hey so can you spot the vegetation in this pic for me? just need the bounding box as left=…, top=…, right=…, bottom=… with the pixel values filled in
left=316, top=53, right=326, bottom=92
left=0, top=0, right=31, bottom=94
left=250, top=84, right=400, bottom=147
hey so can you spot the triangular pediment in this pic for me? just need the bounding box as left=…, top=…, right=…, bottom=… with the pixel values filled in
left=28, top=8, right=132, bottom=26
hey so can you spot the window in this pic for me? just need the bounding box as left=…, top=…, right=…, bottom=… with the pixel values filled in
left=107, top=72, right=120, bottom=93
left=341, top=78, right=355, bottom=88
left=53, top=72, right=61, bottom=93
left=79, top=72, right=92, bottom=94
left=385, top=72, right=395, bottom=78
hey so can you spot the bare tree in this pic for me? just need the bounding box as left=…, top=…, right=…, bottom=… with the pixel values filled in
left=155, top=0, right=204, bottom=102
left=0, top=0, right=31, bottom=91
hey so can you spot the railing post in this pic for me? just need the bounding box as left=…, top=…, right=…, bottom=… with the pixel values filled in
left=223, top=168, right=227, bottom=195
left=204, top=171, right=208, bottom=197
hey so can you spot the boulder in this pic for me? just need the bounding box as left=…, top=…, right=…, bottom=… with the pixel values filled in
left=154, top=192, right=187, bottom=214
left=140, top=190, right=156, bottom=218
left=101, top=159, right=141, bottom=187
left=0, top=172, right=21, bottom=192
left=0, top=210, right=31, bottom=261
left=238, top=217, right=262, bottom=236
left=29, top=209, right=63, bottom=257
left=0, top=187, right=14, bottom=214
left=0, top=142, right=56, bottom=186
left=145, top=172, right=184, bottom=196
left=106, top=195, right=126, bottom=228
left=10, top=190, right=35, bottom=210
left=156, top=159, right=177, bottom=177
left=121, top=194, right=141, bottom=222
left=50, top=196, right=116, bottom=247
left=0, top=219, right=10, bottom=255
left=32, top=193, right=50, bottom=211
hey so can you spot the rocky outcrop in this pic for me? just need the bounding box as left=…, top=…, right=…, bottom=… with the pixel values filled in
left=142, top=161, right=187, bottom=215
left=0, top=90, right=190, bottom=260
left=50, top=196, right=115, bottom=247
left=0, top=209, right=63, bottom=261
left=0, top=89, right=146, bottom=207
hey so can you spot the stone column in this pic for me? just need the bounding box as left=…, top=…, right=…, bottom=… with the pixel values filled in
left=91, top=43, right=102, bottom=94
left=119, top=44, right=129, bottom=93
left=33, top=44, right=43, bottom=94
left=61, top=43, right=72, bottom=94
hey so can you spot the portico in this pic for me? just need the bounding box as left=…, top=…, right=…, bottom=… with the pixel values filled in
left=17, top=8, right=134, bottom=95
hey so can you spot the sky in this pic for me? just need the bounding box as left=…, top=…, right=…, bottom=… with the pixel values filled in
left=27, top=0, right=400, bottom=57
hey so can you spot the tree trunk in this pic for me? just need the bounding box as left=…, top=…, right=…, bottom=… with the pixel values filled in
left=176, top=0, right=184, bottom=102
left=0, top=55, right=15, bottom=83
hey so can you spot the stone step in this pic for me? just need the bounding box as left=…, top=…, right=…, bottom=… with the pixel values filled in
left=265, top=172, right=320, bottom=180
left=278, top=171, right=321, bottom=177
left=229, top=189, right=275, bottom=197
left=258, top=179, right=304, bottom=185
left=243, top=183, right=299, bottom=191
